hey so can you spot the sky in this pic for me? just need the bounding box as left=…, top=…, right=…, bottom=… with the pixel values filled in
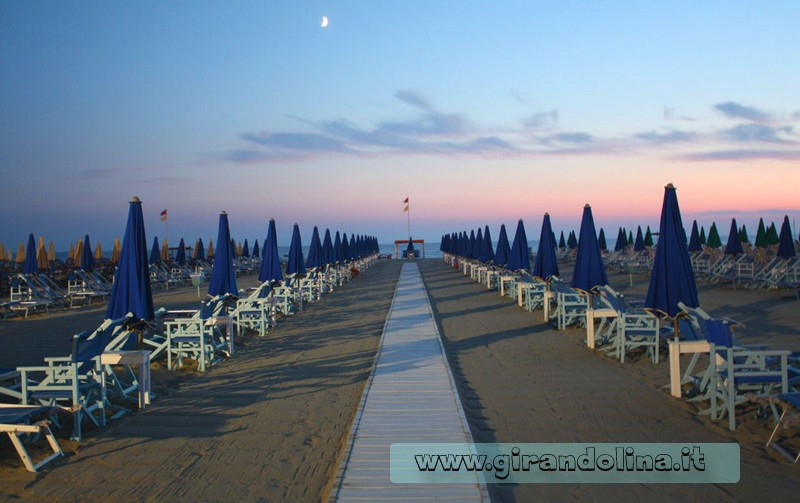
left=2, top=1, right=800, bottom=250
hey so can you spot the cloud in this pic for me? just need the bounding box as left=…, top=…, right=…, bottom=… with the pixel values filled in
left=523, top=110, right=559, bottom=129
left=714, top=101, right=772, bottom=122
left=663, top=107, right=697, bottom=122
left=723, top=123, right=794, bottom=143
left=635, top=130, right=697, bottom=144
left=679, top=149, right=800, bottom=162
left=544, top=132, right=594, bottom=144
left=242, top=132, right=352, bottom=152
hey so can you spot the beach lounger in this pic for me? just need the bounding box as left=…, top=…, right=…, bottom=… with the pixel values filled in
left=0, top=367, right=23, bottom=401
left=548, top=277, right=589, bottom=330
left=8, top=277, right=53, bottom=317
left=163, top=294, right=235, bottom=372
left=764, top=392, right=800, bottom=463
left=594, top=287, right=660, bottom=363
left=231, top=283, right=276, bottom=337
left=0, top=404, right=72, bottom=472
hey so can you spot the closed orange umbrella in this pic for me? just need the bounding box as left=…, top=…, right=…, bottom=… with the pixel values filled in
left=94, top=242, right=103, bottom=260
left=161, top=239, right=169, bottom=261
left=110, top=237, right=121, bottom=264
left=15, top=242, right=26, bottom=263
left=74, top=239, right=84, bottom=265
left=48, top=241, right=56, bottom=261
left=207, top=239, right=215, bottom=258
left=37, top=236, right=49, bottom=270
left=68, top=242, right=75, bottom=262
left=0, top=243, right=5, bottom=263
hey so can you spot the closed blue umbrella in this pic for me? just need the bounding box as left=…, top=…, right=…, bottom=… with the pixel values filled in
left=614, top=228, right=626, bottom=252
left=81, top=234, right=95, bottom=272
left=405, top=236, right=416, bottom=257
left=22, top=233, right=37, bottom=274
left=645, top=184, right=698, bottom=318
left=724, top=219, right=743, bottom=256
left=208, top=211, right=238, bottom=296
left=106, top=196, right=154, bottom=321
left=777, top=215, right=796, bottom=259
left=571, top=205, right=608, bottom=291
left=259, top=219, right=283, bottom=284
left=633, top=226, right=645, bottom=252
left=598, top=228, right=607, bottom=251
left=533, top=213, right=559, bottom=279
left=195, top=238, right=206, bottom=262
left=149, top=236, right=161, bottom=265
left=480, top=225, right=494, bottom=263
left=306, top=226, right=324, bottom=269
left=334, top=231, right=343, bottom=263
left=322, top=229, right=335, bottom=265
left=559, top=231, right=567, bottom=249
left=252, top=239, right=260, bottom=258
left=242, top=239, right=250, bottom=258
left=506, top=219, right=530, bottom=272
left=474, top=228, right=483, bottom=260
left=567, top=231, right=578, bottom=249
left=175, top=238, right=187, bottom=265
left=688, top=221, right=701, bottom=252
left=494, top=224, right=510, bottom=266
left=286, top=223, right=307, bottom=276
left=341, top=233, right=350, bottom=262
left=349, top=234, right=357, bottom=260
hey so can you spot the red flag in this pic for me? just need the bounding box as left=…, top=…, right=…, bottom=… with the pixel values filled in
left=403, top=197, right=409, bottom=203
left=160, top=209, right=167, bottom=222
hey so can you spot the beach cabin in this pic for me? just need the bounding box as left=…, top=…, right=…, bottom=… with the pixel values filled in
left=394, top=239, right=424, bottom=259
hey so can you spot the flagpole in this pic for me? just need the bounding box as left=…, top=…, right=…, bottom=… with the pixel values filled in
left=407, top=202, right=411, bottom=238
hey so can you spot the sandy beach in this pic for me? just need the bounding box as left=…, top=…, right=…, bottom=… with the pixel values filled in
left=2, top=258, right=799, bottom=501
left=418, top=259, right=800, bottom=501
left=0, top=261, right=402, bottom=501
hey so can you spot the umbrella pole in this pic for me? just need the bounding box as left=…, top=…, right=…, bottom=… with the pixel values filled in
left=673, top=317, right=679, bottom=342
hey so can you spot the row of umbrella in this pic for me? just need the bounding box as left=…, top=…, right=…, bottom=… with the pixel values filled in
left=687, top=217, right=795, bottom=258
left=443, top=184, right=700, bottom=321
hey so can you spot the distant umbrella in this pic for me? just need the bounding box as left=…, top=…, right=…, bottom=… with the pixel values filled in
left=252, top=239, right=260, bottom=258
left=207, top=239, right=215, bottom=259
left=106, top=197, right=154, bottom=322
left=110, top=237, right=121, bottom=264
left=724, top=219, right=743, bottom=256
left=706, top=223, right=722, bottom=248
left=15, top=242, right=25, bottom=264
left=175, top=238, right=187, bottom=265
left=160, top=239, right=169, bottom=263
left=23, top=233, right=37, bottom=274
left=644, top=226, right=654, bottom=247
left=406, top=236, right=416, bottom=256
left=567, top=230, right=578, bottom=249
left=767, top=223, right=780, bottom=245
left=286, top=223, right=307, bottom=276
left=739, top=224, right=749, bottom=243
left=68, top=242, right=75, bottom=263
left=242, top=239, right=250, bottom=258
left=571, top=205, right=608, bottom=291
left=208, top=211, right=238, bottom=296
left=559, top=231, right=566, bottom=249
left=533, top=213, right=559, bottom=280
left=306, top=226, right=324, bottom=269
left=259, top=219, right=283, bottom=284
left=341, top=233, right=350, bottom=262
left=334, top=231, right=343, bottom=263
left=645, top=183, right=698, bottom=319
left=494, top=224, right=510, bottom=267
left=628, top=230, right=634, bottom=246
left=195, top=238, right=206, bottom=262
left=699, top=226, right=707, bottom=246
left=322, top=229, right=335, bottom=265
left=36, top=236, right=49, bottom=271
left=688, top=221, right=701, bottom=252
left=777, top=215, right=796, bottom=259
left=614, top=228, right=626, bottom=252
left=480, top=225, right=494, bottom=263
left=94, top=242, right=103, bottom=260
left=81, top=234, right=95, bottom=272
left=74, top=238, right=84, bottom=266
left=633, top=226, right=645, bottom=252
left=349, top=234, right=357, bottom=260
left=755, top=218, right=768, bottom=248
left=0, top=243, right=6, bottom=263
left=149, top=236, right=161, bottom=265
left=506, top=219, right=531, bottom=272
left=48, top=241, right=56, bottom=262
left=598, top=228, right=607, bottom=251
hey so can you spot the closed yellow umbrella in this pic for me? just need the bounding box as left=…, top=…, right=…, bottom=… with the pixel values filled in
left=236, top=241, right=243, bottom=256
left=161, top=239, right=169, bottom=261
left=37, top=236, right=49, bottom=270
left=74, top=239, right=84, bottom=265
left=207, top=239, right=214, bottom=258
left=0, top=243, right=5, bottom=263
left=192, top=239, right=200, bottom=259
left=15, top=242, right=26, bottom=263
left=6, top=249, right=12, bottom=262
left=68, top=242, right=75, bottom=262
left=110, top=237, right=121, bottom=264
left=94, top=242, right=103, bottom=260
left=48, top=241, right=56, bottom=261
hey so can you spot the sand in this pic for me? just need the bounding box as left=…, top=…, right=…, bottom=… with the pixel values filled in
left=418, top=259, right=800, bottom=501
left=0, top=261, right=402, bottom=502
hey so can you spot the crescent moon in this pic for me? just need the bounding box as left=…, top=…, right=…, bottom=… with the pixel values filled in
left=321, top=16, right=328, bottom=28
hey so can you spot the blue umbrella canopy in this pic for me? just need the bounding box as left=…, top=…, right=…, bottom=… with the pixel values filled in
left=149, top=236, right=161, bottom=265
left=614, top=228, right=626, bottom=252
left=81, top=234, right=95, bottom=271
left=633, top=226, right=645, bottom=252
left=406, top=236, right=416, bottom=253
left=241, top=239, right=249, bottom=258
left=494, top=224, right=510, bottom=266
left=558, top=231, right=567, bottom=249
left=175, top=238, right=187, bottom=265
left=645, top=184, right=698, bottom=318
left=688, top=221, right=701, bottom=252
left=349, top=234, right=357, bottom=260
left=480, top=225, right=494, bottom=263
left=322, top=229, right=335, bottom=265
left=506, top=219, right=531, bottom=272
left=533, top=213, right=559, bottom=280
left=341, top=232, right=350, bottom=262
left=567, top=231, right=578, bottom=249
left=334, top=231, right=343, bottom=263
left=286, top=223, right=307, bottom=276
left=259, top=218, right=283, bottom=283
left=572, top=205, right=608, bottom=291
left=208, top=211, right=238, bottom=296
left=22, top=233, right=37, bottom=274
left=195, top=238, right=206, bottom=262
left=306, top=226, right=324, bottom=269
left=106, top=197, right=154, bottom=321
left=252, top=239, right=259, bottom=258
left=474, top=228, right=482, bottom=260
left=724, top=219, right=743, bottom=256
left=777, top=215, right=796, bottom=259
left=466, top=230, right=476, bottom=260
left=755, top=218, right=768, bottom=248
left=598, top=228, right=607, bottom=251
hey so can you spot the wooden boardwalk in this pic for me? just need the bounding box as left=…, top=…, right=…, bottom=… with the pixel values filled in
left=331, top=262, right=488, bottom=502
